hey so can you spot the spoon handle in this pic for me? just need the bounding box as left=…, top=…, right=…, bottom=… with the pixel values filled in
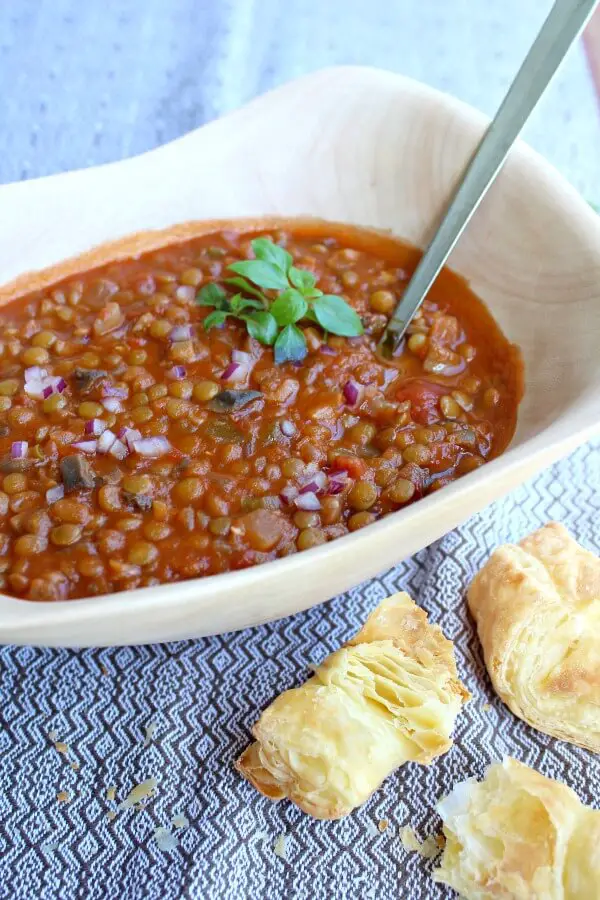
left=381, top=0, right=598, bottom=353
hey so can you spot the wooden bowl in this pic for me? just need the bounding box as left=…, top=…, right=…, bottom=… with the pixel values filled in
left=1, top=67, right=599, bottom=647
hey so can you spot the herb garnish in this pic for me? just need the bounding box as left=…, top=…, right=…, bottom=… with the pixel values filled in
left=196, top=237, right=363, bottom=363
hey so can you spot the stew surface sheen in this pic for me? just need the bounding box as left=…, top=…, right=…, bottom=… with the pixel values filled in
left=0, top=223, right=522, bottom=602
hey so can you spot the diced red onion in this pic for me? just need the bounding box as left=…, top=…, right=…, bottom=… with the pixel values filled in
left=319, top=345, right=337, bottom=356
left=72, top=440, right=98, bottom=454
left=167, top=365, right=186, bottom=380
left=327, top=470, right=349, bottom=494
left=118, top=427, right=142, bottom=451
left=102, top=398, right=122, bottom=413
left=300, top=470, right=328, bottom=494
left=97, top=429, right=117, bottom=454
left=46, top=485, right=65, bottom=504
left=25, top=366, right=47, bottom=383
left=280, top=484, right=299, bottom=505
left=24, top=382, right=44, bottom=399
left=11, top=441, right=28, bottom=459
left=232, top=349, right=252, bottom=366
left=169, top=324, right=193, bottom=342
left=108, top=438, right=128, bottom=460
left=280, top=420, right=296, bottom=437
left=294, top=491, right=321, bottom=511
left=343, top=378, right=364, bottom=407
left=102, top=384, right=128, bottom=398
left=221, top=362, right=246, bottom=382
left=85, top=418, right=106, bottom=436
left=132, top=436, right=171, bottom=457
left=24, top=367, right=69, bottom=401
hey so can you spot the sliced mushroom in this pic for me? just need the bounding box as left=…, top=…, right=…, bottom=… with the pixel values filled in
left=123, top=491, right=153, bottom=513
left=0, top=457, right=44, bottom=473
left=60, top=454, right=96, bottom=492
left=206, top=390, right=263, bottom=413
left=72, top=368, right=108, bottom=394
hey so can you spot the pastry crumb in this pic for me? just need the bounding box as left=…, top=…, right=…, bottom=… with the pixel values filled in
left=48, top=730, right=58, bottom=742
left=106, top=785, right=117, bottom=802
left=57, top=790, right=71, bottom=803
left=55, top=741, right=69, bottom=754
left=119, top=777, right=157, bottom=810
left=483, top=703, right=491, bottom=712
left=106, top=811, right=117, bottom=822
left=400, top=826, right=421, bottom=852
left=400, top=825, right=442, bottom=858
left=273, top=833, right=288, bottom=860
left=172, top=814, right=189, bottom=830
left=378, top=819, right=389, bottom=832
left=143, top=722, right=157, bottom=747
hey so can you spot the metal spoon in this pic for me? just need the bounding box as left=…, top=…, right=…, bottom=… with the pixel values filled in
left=379, top=0, right=598, bottom=355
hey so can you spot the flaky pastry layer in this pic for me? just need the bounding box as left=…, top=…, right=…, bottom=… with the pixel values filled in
left=236, top=592, right=469, bottom=819
left=468, top=522, right=600, bottom=752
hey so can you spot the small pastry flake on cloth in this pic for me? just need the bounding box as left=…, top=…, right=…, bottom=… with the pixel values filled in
left=468, top=522, right=600, bottom=752
left=434, top=758, right=600, bottom=900
left=235, top=592, right=470, bottom=819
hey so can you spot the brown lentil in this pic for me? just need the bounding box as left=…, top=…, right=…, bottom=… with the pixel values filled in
left=50, top=524, right=83, bottom=547
left=348, top=481, right=378, bottom=511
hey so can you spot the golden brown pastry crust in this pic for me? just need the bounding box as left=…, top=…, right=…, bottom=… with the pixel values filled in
left=236, top=592, right=470, bottom=819
left=468, top=522, right=600, bottom=752
left=434, top=758, right=600, bottom=900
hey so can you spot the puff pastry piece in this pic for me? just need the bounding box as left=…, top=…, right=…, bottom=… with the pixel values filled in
left=468, top=522, right=600, bottom=752
left=235, top=592, right=470, bottom=819
left=434, top=758, right=600, bottom=900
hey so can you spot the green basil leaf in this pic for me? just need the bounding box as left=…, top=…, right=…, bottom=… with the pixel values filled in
left=203, top=310, right=228, bottom=330
left=224, top=276, right=268, bottom=304
left=312, top=295, right=363, bottom=337
left=270, top=289, right=308, bottom=326
left=229, top=293, right=264, bottom=315
left=273, top=324, right=307, bottom=364
left=240, top=298, right=264, bottom=311
left=196, top=283, right=228, bottom=309
left=251, top=238, right=293, bottom=274
left=288, top=266, right=316, bottom=293
left=228, top=293, right=245, bottom=314
left=228, top=260, right=289, bottom=291
left=244, top=311, right=278, bottom=346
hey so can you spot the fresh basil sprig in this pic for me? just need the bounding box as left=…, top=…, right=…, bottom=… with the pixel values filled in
left=196, top=237, right=363, bottom=363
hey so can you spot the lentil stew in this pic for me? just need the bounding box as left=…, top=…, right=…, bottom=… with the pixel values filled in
left=0, top=221, right=522, bottom=602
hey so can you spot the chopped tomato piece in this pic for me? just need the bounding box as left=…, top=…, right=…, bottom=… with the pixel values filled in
left=395, top=380, right=447, bottom=426
left=331, top=455, right=367, bottom=478
left=429, top=314, right=462, bottom=349
left=428, top=441, right=459, bottom=472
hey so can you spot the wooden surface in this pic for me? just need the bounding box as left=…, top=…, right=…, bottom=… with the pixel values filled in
left=0, top=67, right=600, bottom=645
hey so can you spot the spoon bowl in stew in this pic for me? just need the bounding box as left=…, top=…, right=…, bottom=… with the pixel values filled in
left=0, top=66, right=599, bottom=646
